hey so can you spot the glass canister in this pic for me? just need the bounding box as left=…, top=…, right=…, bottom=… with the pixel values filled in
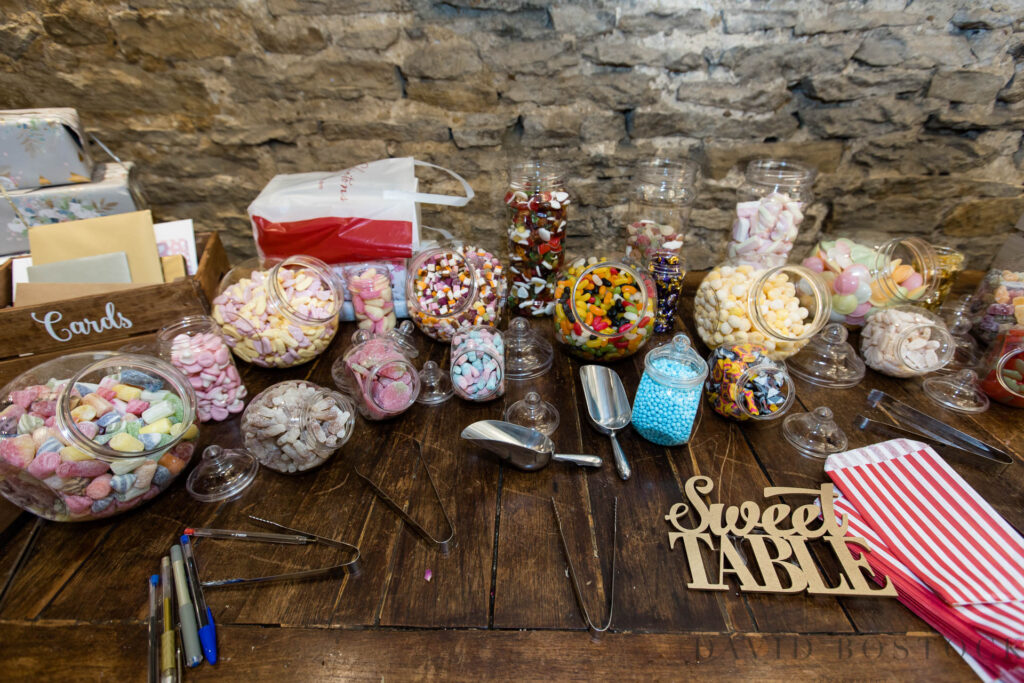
left=704, top=343, right=795, bottom=422
left=860, top=305, right=955, bottom=377
left=157, top=315, right=247, bottom=423
left=406, top=243, right=506, bottom=342
left=978, top=326, right=1024, bottom=407
left=625, top=158, right=699, bottom=265
left=553, top=256, right=657, bottom=362
left=647, top=250, right=686, bottom=332
left=343, top=263, right=397, bottom=335
left=806, top=236, right=941, bottom=327
left=212, top=255, right=342, bottom=368
left=922, top=245, right=965, bottom=311
left=968, top=227, right=1024, bottom=346
left=332, top=330, right=421, bottom=420
left=505, top=160, right=570, bottom=316
left=0, top=352, right=199, bottom=522
left=631, top=334, right=708, bottom=446
left=728, top=159, right=814, bottom=268
left=693, top=260, right=831, bottom=361
left=450, top=326, right=505, bottom=402
left=240, top=380, right=354, bottom=473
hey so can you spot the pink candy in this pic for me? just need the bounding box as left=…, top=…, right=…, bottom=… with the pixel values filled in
left=167, top=327, right=247, bottom=423
left=728, top=193, right=804, bottom=267
left=347, top=267, right=396, bottom=335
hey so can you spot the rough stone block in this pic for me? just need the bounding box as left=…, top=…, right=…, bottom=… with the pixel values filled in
left=831, top=194, right=951, bottom=235
left=227, top=54, right=401, bottom=103
left=267, top=0, right=411, bottom=15
left=720, top=44, right=847, bottom=84
left=677, top=78, right=791, bottom=113
left=795, top=10, right=927, bottom=35
left=403, top=41, right=482, bottom=79
left=999, top=73, right=1024, bottom=104
left=617, top=9, right=709, bottom=35
left=406, top=76, right=499, bottom=112
left=110, top=9, right=251, bottom=61
left=802, top=69, right=931, bottom=102
left=633, top=102, right=798, bottom=140
left=851, top=132, right=1001, bottom=175
left=942, top=197, right=1024, bottom=237
left=585, top=40, right=664, bottom=68
left=581, top=110, right=623, bottom=142
left=0, top=20, right=39, bottom=58
left=951, top=7, right=1020, bottom=30
left=450, top=112, right=517, bottom=149
left=42, top=8, right=109, bottom=47
left=480, top=39, right=579, bottom=76
left=549, top=5, right=615, bottom=37
left=722, top=10, right=797, bottom=34
left=254, top=19, right=328, bottom=55
left=321, top=101, right=451, bottom=143
left=666, top=52, right=704, bottom=73
left=522, top=107, right=582, bottom=147
left=802, top=96, right=939, bottom=138
left=928, top=68, right=1012, bottom=105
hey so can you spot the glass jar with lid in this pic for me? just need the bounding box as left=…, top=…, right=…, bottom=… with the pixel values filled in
left=332, top=328, right=421, bottom=420
left=506, top=160, right=570, bottom=316
left=553, top=255, right=657, bottom=362
left=968, top=226, right=1024, bottom=346
left=625, top=158, right=699, bottom=265
left=212, top=255, right=342, bottom=368
left=860, top=305, right=955, bottom=377
left=0, top=351, right=199, bottom=521
left=978, top=325, right=1024, bottom=407
left=631, top=334, right=708, bottom=446
left=705, top=343, right=796, bottom=422
left=728, top=159, right=814, bottom=268
left=450, top=326, right=505, bottom=402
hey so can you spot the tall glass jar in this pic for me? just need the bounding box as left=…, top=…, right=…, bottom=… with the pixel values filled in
left=968, top=227, right=1024, bottom=346
left=631, top=334, right=708, bottom=446
left=625, top=158, right=699, bottom=265
left=648, top=250, right=686, bottom=333
left=728, top=159, right=814, bottom=268
left=978, top=326, right=1024, bottom=407
left=0, top=351, right=199, bottom=521
left=553, top=256, right=657, bottom=362
left=693, top=259, right=831, bottom=361
left=342, top=263, right=397, bottom=335
left=505, top=160, right=570, bottom=316
left=332, top=330, right=421, bottom=420
left=806, top=236, right=941, bottom=327
left=212, top=255, right=342, bottom=368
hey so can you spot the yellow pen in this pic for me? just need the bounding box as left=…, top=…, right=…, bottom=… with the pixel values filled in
left=160, top=556, right=177, bottom=683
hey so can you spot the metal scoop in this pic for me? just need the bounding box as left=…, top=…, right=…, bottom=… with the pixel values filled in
left=460, top=420, right=602, bottom=471
left=579, top=365, right=632, bottom=481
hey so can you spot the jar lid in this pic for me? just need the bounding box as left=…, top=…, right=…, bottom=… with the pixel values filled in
left=646, top=334, right=707, bottom=386
left=186, top=444, right=259, bottom=502
left=385, top=320, right=420, bottom=359
left=504, top=391, right=560, bottom=436
left=786, top=323, right=865, bottom=388
left=923, top=369, right=990, bottom=414
left=504, top=317, right=553, bottom=380
left=782, top=407, right=848, bottom=459
left=416, top=360, right=454, bottom=404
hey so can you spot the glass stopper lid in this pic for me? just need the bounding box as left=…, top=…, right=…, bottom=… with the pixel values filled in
left=505, top=317, right=554, bottom=380
left=504, top=391, right=560, bottom=436
left=386, top=320, right=420, bottom=359
left=782, top=406, right=849, bottom=459
left=186, top=444, right=259, bottom=502
left=786, top=322, right=865, bottom=388
left=416, top=360, right=454, bottom=404
left=923, top=369, right=990, bottom=414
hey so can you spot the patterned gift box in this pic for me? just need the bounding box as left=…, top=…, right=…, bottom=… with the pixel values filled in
left=0, top=108, right=94, bottom=191
left=0, top=162, right=148, bottom=256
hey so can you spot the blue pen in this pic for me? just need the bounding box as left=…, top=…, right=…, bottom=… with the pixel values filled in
left=180, top=535, right=217, bottom=664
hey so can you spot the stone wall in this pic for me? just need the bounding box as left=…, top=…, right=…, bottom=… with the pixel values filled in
left=1, top=0, right=1023, bottom=269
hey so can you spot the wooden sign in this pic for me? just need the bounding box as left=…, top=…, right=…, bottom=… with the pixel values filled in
left=666, top=476, right=897, bottom=597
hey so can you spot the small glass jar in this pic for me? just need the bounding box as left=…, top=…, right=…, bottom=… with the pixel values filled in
left=968, top=228, right=1024, bottom=346
left=860, top=305, right=955, bottom=378
left=647, top=250, right=686, bottom=333
left=728, top=159, right=814, bottom=268
left=705, top=343, right=795, bottom=422
left=332, top=330, right=421, bottom=420
left=0, top=351, right=199, bottom=522
left=158, top=315, right=247, bottom=423
left=631, top=334, right=708, bottom=446
left=806, top=236, right=941, bottom=327
left=553, top=256, right=657, bottom=362
left=978, top=326, right=1024, bottom=407
left=693, top=260, right=831, bottom=361
left=450, top=326, right=505, bottom=402
left=212, top=255, right=342, bottom=368
left=343, top=263, right=397, bottom=335
left=922, top=245, right=965, bottom=311
left=505, top=160, right=570, bottom=316
left=241, top=380, right=354, bottom=473
left=406, top=243, right=506, bottom=342
left=625, top=158, right=699, bottom=265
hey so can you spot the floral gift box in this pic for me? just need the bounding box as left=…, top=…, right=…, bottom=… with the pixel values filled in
left=0, top=162, right=148, bottom=256
left=0, top=108, right=94, bottom=191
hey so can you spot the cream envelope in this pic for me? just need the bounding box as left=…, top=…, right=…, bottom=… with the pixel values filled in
left=27, top=210, right=163, bottom=284
left=14, top=282, right=141, bottom=307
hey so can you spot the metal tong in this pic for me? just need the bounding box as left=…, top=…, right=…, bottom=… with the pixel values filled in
left=857, top=389, right=1014, bottom=473
left=551, top=497, right=617, bottom=636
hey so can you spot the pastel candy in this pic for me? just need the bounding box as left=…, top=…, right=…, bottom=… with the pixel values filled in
left=109, top=473, right=136, bottom=493
left=27, top=450, right=60, bottom=478
left=81, top=393, right=114, bottom=417
left=133, top=461, right=158, bottom=490
left=64, top=495, right=93, bottom=515
left=108, top=433, right=145, bottom=452
left=56, top=458, right=109, bottom=479
left=110, top=457, right=146, bottom=475
left=91, top=495, right=115, bottom=513
left=85, top=473, right=113, bottom=500
left=119, top=369, right=163, bottom=392
left=152, top=465, right=173, bottom=487
left=140, top=433, right=162, bottom=450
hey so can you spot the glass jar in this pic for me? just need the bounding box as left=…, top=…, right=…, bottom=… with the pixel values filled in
left=631, top=334, right=708, bottom=446
left=647, top=250, right=686, bottom=333
left=332, top=330, right=421, bottom=420
left=0, top=351, right=199, bottom=522
left=806, top=236, right=940, bottom=327
left=450, top=326, right=505, bottom=402
left=860, top=305, right=955, bottom=378
left=505, top=160, right=569, bottom=316
left=241, top=380, right=354, bottom=473
left=342, top=263, right=397, bottom=335
left=406, top=243, right=506, bottom=341
left=212, top=255, right=342, bottom=368
left=968, top=228, right=1024, bottom=346
left=978, top=326, right=1024, bottom=407
left=553, top=256, right=657, bottom=362
left=157, top=315, right=247, bottom=423
left=922, top=245, right=965, bottom=311
left=705, top=343, right=795, bottom=421
left=728, top=159, right=814, bottom=268
left=624, top=158, right=699, bottom=265
left=693, top=260, right=830, bottom=361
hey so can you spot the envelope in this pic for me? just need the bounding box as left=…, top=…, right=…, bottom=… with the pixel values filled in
left=27, top=210, right=163, bottom=284
left=27, top=251, right=131, bottom=284
left=14, top=282, right=141, bottom=307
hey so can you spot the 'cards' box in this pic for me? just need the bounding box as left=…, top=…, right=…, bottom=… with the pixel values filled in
left=0, top=108, right=94, bottom=191
left=0, top=162, right=147, bottom=257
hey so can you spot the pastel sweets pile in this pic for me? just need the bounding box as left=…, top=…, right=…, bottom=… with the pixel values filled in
left=861, top=307, right=951, bottom=377
left=727, top=192, right=803, bottom=267
left=450, top=326, right=505, bottom=401
left=166, top=327, right=246, bottom=422
left=336, top=335, right=419, bottom=420
left=347, top=266, right=397, bottom=335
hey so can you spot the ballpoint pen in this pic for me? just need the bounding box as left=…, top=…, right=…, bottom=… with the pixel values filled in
left=185, top=526, right=312, bottom=545
left=148, top=574, right=159, bottom=683
left=180, top=535, right=217, bottom=664
left=170, top=545, right=203, bottom=667
left=160, top=557, right=178, bottom=683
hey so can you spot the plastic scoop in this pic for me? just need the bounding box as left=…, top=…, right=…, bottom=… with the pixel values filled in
left=461, top=420, right=601, bottom=472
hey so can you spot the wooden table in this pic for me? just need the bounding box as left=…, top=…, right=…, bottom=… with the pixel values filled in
left=1, top=281, right=1021, bottom=681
